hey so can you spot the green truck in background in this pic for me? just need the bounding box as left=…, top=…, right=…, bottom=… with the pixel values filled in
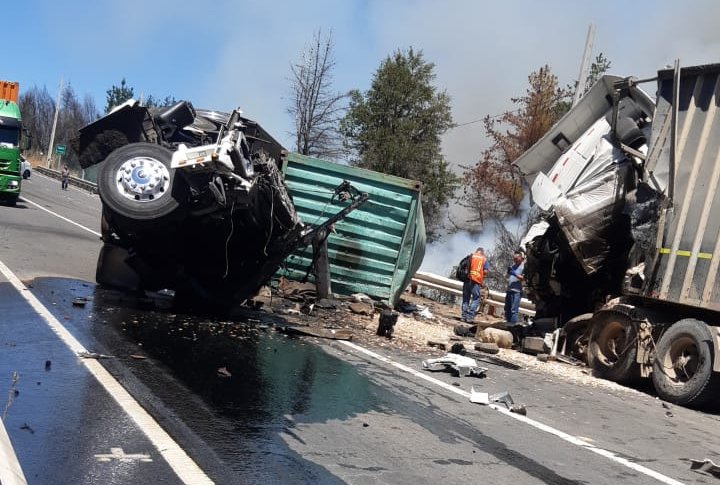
left=0, top=81, right=30, bottom=206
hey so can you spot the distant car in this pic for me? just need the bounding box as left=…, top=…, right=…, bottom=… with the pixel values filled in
left=21, top=158, right=31, bottom=179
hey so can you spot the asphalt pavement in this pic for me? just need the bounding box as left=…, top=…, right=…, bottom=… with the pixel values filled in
left=0, top=173, right=717, bottom=484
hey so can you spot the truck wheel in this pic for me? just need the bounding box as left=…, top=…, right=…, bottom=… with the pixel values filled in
left=562, top=313, right=593, bottom=362
left=652, top=319, right=719, bottom=408
left=587, top=312, right=639, bottom=383
left=98, top=143, right=187, bottom=222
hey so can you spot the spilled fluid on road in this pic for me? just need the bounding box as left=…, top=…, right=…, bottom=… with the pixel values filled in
left=31, top=277, right=378, bottom=483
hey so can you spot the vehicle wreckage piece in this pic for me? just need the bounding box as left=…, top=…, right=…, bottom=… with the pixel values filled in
left=513, top=63, right=720, bottom=407
left=74, top=99, right=367, bottom=306
left=421, top=354, right=488, bottom=378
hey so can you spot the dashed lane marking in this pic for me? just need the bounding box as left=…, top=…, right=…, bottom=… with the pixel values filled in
left=339, top=340, right=685, bottom=485
left=0, top=259, right=213, bottom=485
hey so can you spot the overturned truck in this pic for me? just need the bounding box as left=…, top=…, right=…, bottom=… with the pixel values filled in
left=74, top=100, right=363, bottom=307
left=516, top=62, right=720, bottom=407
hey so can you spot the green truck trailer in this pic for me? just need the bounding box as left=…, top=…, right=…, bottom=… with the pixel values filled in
left=0, top=81, right=28, bottom=206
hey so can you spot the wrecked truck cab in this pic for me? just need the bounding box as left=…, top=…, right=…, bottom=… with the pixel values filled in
left=514, top=63, right=720, bottom=408
left=74, top=99, right=307, bottom=307
left=512, top=75, right=656, bottom=324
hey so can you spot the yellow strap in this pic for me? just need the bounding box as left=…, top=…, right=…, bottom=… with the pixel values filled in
left=659, top=248, right=713, bottom=259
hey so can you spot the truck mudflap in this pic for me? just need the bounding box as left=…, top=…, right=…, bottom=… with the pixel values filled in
left=713, top=326, right=720, bottom=373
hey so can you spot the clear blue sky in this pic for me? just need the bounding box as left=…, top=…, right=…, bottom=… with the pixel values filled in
left=8, top=0, right=720, bottom=168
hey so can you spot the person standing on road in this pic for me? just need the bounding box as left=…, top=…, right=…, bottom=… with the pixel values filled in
left=505, top=250, right=525, bottom=340
left=461, top=247, right=489, bottom=323
left=61, top=164, right=69, bottom=191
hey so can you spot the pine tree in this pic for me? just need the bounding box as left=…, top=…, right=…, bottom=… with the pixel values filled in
left=340, top=48, right=457, bottom=238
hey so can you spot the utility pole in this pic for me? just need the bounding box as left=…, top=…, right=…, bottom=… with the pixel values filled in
left=572, top=24, right=595, bottom=107
left=46, top=76, right=63, bottom=168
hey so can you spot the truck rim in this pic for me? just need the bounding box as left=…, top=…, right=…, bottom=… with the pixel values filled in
left=660, top=335, right=698, bottom=383
left=596, top=320, right=629, bottom=365
left=115, top=156, right=170, bottom=202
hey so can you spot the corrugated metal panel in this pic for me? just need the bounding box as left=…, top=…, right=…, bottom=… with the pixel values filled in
left=644, top=63, right=720, bottom=310
left=278, top=153, right=426, bottom=306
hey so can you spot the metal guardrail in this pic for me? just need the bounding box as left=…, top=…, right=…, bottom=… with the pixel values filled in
left=34, top=166, right=98, bottom=193
left=411, top=270, right=536, bottom=318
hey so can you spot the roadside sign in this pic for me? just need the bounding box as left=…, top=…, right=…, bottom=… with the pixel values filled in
left=56, top=144, right=66, bottom=155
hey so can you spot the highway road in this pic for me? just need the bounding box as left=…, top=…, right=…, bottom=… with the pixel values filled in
left=0, top=172, right=719, bottom=484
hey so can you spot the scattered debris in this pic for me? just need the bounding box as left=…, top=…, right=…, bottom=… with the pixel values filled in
left=349, top=302, right=374, bottom=316
left=77, top=351, right=112, bottom=359
left=476, top=328, right=513, bottom=349
left=427, top=340, right=447, bottom=350
left=453, top=323, right=477, bottom=337
left=277, top=278, right=316, bottom=301
left=521, top=336, right=546, bottom=355
left=396, top=300, right=418, bottom=314
left=279, top=303, right=303, bottom=316
left=474, top=342, right=500, bottom=355
left=467, top=349, right=522, bottom=370
left=351, top=293, right=373, bottom=303
left=376, top=310, right=398, bottom=338
left=422, top=354, right=487, bottom=378
left=277, top=326, right=354, bottom=340
left=555, top=353, right=584, bottom=366
left=415, top=305, right=434, bottom=320
left=469, top=387, right=489, bottom=404
left=489, top=391, right=514, bottom=409
left=449, top=342, right=467, bottom=355
left=217, top=367, right=232, bottom=378
left=72, top=297, right=88, bottom=307
left=690, top=458, right=720, bottom=478
left=509, top=404, right=528, bottom=416
left=315, top=298, right=338, bottom=309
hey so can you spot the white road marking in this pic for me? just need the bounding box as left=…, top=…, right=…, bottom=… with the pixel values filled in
left=339, top=340, right=685, bottom=485
left=19, top=196, right=101, bottom=237
left=0, top=259, right=213, bottom=485
left=95, top=448, right=153, bottom=463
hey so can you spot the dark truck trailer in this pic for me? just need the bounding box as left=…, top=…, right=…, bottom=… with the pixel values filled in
left=514, top=62, right=720, bottom=407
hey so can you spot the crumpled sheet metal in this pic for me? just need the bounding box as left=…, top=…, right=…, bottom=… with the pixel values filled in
left=422, top=354, right=487, bottom=378
left=690, top=458, right=720, bottom=478
left=553, top=163, right=633, bottom=275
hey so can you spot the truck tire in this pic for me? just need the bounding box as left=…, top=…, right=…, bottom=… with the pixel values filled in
left=562, top=313, right=593, bottom=362
left=98, top=143, right=187, bottom=222
left=652, top=319, right=719, bottom=408
left=587, top=312, right=639, bottom=383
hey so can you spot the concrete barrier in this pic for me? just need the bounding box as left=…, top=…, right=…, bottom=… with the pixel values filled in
left=411, top=270, right=536, bottom=318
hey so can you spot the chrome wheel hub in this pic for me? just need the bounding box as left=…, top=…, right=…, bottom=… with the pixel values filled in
left=115, top=156, right=170, bottom=201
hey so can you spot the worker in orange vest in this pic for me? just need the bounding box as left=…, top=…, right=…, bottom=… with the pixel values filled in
left=462, top=247, right=489, bottom=323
